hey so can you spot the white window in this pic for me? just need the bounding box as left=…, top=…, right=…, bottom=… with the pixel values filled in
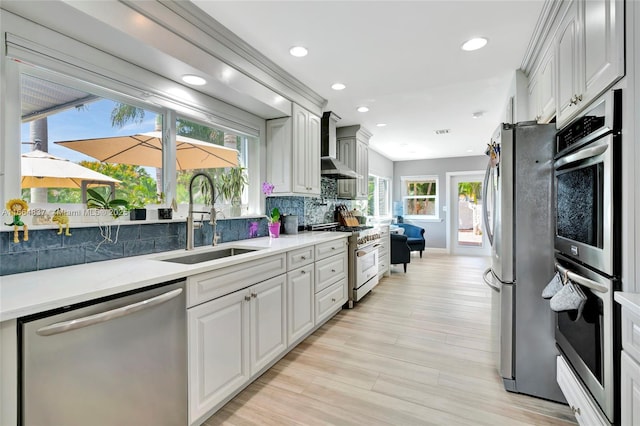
left=401, top=175, right=439, bottom=219
left=367, top=175, right=391, bottom=218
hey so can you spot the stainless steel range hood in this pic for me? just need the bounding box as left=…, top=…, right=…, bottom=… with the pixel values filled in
left=321, top=111, right=359, bottom=179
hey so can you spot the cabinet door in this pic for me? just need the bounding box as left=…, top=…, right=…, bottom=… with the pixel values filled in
left=250, top=274, right=287, bottom=375
left=306, top=112, right=321, bottom=195
left=621, top=351, right=640, bottom=426
left=188, top=290, right=250, bottom=423
left=528, top=72, right=541, bottom=122
left=582, top=0, right=624, bottom=104
left=538, top=44, right=556, bottom=123
left=266, top=118, right=292, bottom=193
left=556, top=0, right=581, bottom=126
left=356, top=141, right=369, bottom=198
left=292, top=104, right=309, bottom=194
left=337, top=137, right=356, bottom=198
left=287, top=265, right=315, bottom=344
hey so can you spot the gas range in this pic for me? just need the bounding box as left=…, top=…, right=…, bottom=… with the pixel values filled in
left=309, top=222, right=381, bottom=248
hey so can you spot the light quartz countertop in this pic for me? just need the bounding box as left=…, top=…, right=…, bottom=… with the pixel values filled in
left=0, top=232, right=349, bottom=321
left=615, top=292, right=640, bottom=316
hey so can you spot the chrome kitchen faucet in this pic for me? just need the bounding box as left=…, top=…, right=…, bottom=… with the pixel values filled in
left=186, top=172, right=217, bottom=250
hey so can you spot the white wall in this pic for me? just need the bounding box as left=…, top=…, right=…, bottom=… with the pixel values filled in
left=393, top=155, right=487, bottom=248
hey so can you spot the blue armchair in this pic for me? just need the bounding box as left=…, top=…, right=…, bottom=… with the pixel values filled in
left=397, top=223, right=426, bottom=258
left=390, top=234, right=411, bottom=273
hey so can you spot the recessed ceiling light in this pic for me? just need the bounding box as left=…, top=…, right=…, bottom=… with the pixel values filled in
left=357, top=106, right=369, bottom=113
left=472, top=111, right=484, bottom=119
left=466, top=149, right=474, bottom=153
left=376, top=123, right=387, bottom=127
left=434, top=129, right=451, bottom=135
left=331, top=83, right=346, bottom=91
left=289, top=46, right=308, bottom=57
left=181, top=75, right=207, bottom=86
left=461, top=37, right=488, bottom=51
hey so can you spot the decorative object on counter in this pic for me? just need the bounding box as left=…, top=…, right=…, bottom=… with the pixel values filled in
left=5, top=198, right=29, bottom=243
left=86, top=188, right=129, bottom=219
left=268, top=207, right=280, bottom=238
left=158, top=208, right=172, bottom=220
left=218, top=166, right=248, bottom=217
left=129, top=208, right=147, bottom=221
left=283, top=215, right=298, bottom=234
left=249, top=221, right=259, bottom=238
left=52, top=208, right=72, bottom=236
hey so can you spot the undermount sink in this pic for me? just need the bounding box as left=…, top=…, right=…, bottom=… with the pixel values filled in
left=159, top=247, right=260, bottom=264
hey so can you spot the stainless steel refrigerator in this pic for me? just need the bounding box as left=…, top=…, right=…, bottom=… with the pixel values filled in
left=482, top=122, right=565, bottom=403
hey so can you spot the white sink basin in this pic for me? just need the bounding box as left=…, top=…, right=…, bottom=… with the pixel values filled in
left=158, top=247, right=261, bottom=264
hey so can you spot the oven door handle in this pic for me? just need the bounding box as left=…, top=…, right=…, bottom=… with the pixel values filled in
left=356, top=244, right=380, bottom=257
left=554, top=263, right=609, bottom=293
left=554, top=143, right=608, bottom=170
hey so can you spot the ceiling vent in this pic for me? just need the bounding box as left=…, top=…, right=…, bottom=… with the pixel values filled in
left=434, top=129, right=451, bottom=135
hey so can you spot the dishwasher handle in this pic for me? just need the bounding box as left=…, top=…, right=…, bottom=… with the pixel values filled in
left=36, top=288, right=183, bottom=336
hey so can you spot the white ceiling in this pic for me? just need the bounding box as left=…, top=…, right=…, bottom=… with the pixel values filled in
left=192, top=0, right=544, bottom=161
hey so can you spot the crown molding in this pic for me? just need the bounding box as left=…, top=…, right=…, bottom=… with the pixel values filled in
left=122, top=0, right=326, bottom=114
left=520, top=0, right=566, bottom=76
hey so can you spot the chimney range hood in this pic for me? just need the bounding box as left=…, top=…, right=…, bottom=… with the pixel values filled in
left=321, top=111, right=359, bottom=179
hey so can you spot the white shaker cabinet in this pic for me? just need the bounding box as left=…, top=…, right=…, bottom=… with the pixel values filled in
left=266, top=103, right=321, bottom=196
left=528, top=41, right=556, bottom=123
left=619, top=296, right=640, bottom=426
left=188, top=274, right=286, bottom=424
left=336, top=125, right=371, bottom=199
left=555, top=0, right=624, bottom=127
left=287, top=264, right=315, bottom=344
left=187, top=289, right=250, bottom=424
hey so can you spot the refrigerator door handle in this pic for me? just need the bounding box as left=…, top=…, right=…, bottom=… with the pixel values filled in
left=483, top=267, right=500, bottom=292
left=482, top=163, right=494, bottom=246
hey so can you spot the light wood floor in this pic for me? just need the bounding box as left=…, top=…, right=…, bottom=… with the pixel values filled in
left=204, top=253, right=577, bottom=425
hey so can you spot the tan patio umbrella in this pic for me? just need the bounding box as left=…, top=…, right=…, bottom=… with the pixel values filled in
left=21, top=150, right=120, bottom=188
left=54, top=131, right=239, bottom=170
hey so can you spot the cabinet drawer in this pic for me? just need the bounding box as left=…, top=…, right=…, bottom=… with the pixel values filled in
left=287, top=246, right=314, bottom=270
left=315, top=278, right=347, bottom=325
left=187, top=254, right=286, bottom=307
left=622, top=308, right=640, bottom=361
left=315, top=239, right=347, bottom=261
left=315, top=253, right=347, bottom=293
left=556, top=356, right=609, bottom=425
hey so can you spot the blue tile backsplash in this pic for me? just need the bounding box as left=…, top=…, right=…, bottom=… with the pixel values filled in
left=1, top=178, right=366, bottom=276
left=0, top=217, right=269, bottom=276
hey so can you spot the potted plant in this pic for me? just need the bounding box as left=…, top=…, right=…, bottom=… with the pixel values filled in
left=218, top=166, right=247, bottom=217
left=86, top=188, right=129, bottom=219
left=268, top=207, right=280, bottom=238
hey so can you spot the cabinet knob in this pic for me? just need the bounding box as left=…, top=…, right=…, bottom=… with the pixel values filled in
left=301, top=256, right=306, bottom=260
left=331, top=247, right=336, bottom=250
left=245, top=295, right=251, bottom=302
left=331, top=298, right=336, bottom=302
left=331, top=269, right=336, bottom=273
left=251, top=292, right=257, bottom=298
left=301, top=270, right=306, bottom=274
left=570, top=406, right=581, bottom=416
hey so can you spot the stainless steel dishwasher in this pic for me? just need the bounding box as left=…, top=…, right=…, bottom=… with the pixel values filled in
left=19, top=279, right=187, bottom=426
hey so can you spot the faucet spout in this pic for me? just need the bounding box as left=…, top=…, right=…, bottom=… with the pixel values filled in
left=186, top=172, right=216, bottom=250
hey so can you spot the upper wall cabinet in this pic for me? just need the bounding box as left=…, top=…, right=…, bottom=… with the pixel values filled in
left=336, top=125, right=371, bottom=199
left=267, top=104, right=321, bottom=196
left=528, top=41, right=556, bottom=123
left=555, top=0, right=624, bottom=128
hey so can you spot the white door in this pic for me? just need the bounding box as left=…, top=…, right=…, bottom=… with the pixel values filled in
left=250, top=274, right=287, bottom=375
left=450, top=174, right=490, bottom=256
left=287, top=264, right=314, bottom=344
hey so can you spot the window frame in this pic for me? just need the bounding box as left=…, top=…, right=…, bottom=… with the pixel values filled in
left=401, top=175, right=440, bottom=220
left=368, top=174, right=392, bottom=219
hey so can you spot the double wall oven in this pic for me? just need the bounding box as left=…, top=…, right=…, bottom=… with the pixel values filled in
left=553, top=89, right=622, bottom=424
